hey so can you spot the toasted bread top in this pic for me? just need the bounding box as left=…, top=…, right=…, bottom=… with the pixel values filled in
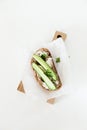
left=31, top=48, right=62, bottom=91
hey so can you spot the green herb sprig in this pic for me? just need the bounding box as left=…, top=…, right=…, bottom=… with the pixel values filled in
left=41, top=53, right=47, bottom=61
left=56, top=57, right=60, bottom=63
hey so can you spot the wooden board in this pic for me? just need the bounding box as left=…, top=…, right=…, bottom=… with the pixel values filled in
left=17, top=31, right=67, bottom=103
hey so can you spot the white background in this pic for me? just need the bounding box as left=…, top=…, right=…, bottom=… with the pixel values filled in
left=0, top=0, right=87, bottom=129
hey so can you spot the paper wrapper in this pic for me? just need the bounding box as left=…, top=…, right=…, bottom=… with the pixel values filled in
left=17, top=31, right=72, bottom=104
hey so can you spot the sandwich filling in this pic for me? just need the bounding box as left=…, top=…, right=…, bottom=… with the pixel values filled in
left=32, top=49, right=61, bottom=91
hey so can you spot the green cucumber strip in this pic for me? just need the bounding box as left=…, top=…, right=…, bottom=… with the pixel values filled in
left=33, top=54, right=57, bottom=81
left=39, top=65, right=45, bottom=72
left=32, top=63, right=56, bottom=90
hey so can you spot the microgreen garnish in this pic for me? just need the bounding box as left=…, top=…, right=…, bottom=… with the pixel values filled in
left=56, top=57, right=60, bottom=63
left=45, top=69, right=52, bottom=78
left=41, top=53, right=47, bottom=60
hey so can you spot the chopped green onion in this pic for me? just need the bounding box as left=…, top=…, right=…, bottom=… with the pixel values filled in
left=45, top=69, right=53, bottom=78
left=56, top=57, right=60, bottom=63
left=41, top=53, right=47, bottom=60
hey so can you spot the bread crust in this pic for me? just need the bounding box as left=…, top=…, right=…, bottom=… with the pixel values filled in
left=31, top=48, right=62, bottom=91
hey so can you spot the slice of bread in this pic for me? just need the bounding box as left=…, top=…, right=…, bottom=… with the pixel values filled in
left=31, top=48, right=62, bottom=91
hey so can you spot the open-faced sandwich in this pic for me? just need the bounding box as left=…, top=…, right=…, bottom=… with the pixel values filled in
left=31, top=48, right=62, bottom=91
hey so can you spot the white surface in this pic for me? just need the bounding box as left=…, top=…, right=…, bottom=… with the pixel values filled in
left=0, top=0, right=87, bottom=129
